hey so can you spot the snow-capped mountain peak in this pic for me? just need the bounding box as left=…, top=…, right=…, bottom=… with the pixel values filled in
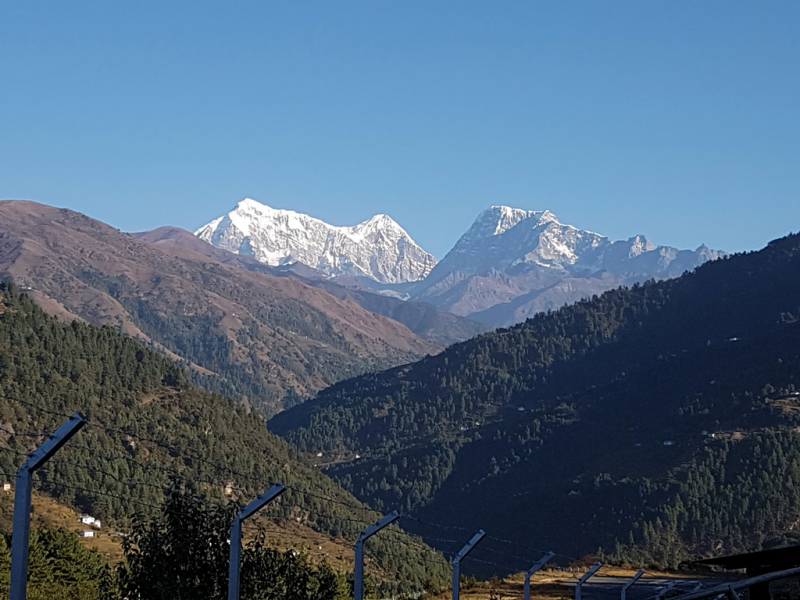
left=627, top=235, right=656, bottom=258
left=473, top=205, right=559, bottom=237
left=430, top=206, right=721, bottom=277
left=434, top=205, right=604, bottom=275
left=195, top=199, right=436, bottom=284
left=411, top=205, right=726, bottom=326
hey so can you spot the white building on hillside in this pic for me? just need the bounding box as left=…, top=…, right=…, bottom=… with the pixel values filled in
left=78, top=514, right=100, bottom=528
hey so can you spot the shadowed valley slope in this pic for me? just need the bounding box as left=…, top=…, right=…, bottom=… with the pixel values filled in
left=271, top=232, right=800, bottom=570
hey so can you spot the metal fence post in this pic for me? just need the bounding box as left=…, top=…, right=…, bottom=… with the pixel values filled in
left=670, top=567, right=800, bottom=600
left=452, top=530, right=486, bottom=600
left=228, top=483, right=286, bottom=600
left=10, top=412, right=86, bottom=600
left=524, top=552, right=555, bottom=600
left=726, top=586, right=741, bottom=600
left=575, top=562, right=603, bottom=600
left=621, top=569, right=645, bottom=600
left=354, top=511, right=399, bottom=600
left=656, top=580, right=678, bottom=600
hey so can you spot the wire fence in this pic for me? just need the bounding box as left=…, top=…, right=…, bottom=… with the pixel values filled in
left=0, top=392, right=577, bottom=588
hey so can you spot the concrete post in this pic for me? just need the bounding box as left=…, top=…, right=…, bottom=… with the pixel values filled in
left=575, top=562, right=603, bottom=600
left=228, top=483, right=285, bottom=600
left=354, top=511, right=399, bottom=600
left=621, top=569, right=644, bottom=600
left=452, top=530, right=486, bottom=600
left=656, top=581, right=678, bottom=600
left=10, top=412, right=86, bottom=600
left=524, top=552, right=555, bottom=600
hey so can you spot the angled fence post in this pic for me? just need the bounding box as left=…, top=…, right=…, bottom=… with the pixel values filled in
left=452, top=530, right=486, bottom=600
left=228, top=483, right=286, bottom=600
left=524, top=551, right=555, bottom=600
left=726, top=586, right=741, bottom=600
left=10, top=412, right=87, bottom=600
left=621, top=569, right=645, bottom=600
left=655, top=580, right=678, bottom=600
left=575, top=562, right=603, bottom=600
left=354, top=511, right=399, bottom=600
left=666, top=566, right=800, bottom=600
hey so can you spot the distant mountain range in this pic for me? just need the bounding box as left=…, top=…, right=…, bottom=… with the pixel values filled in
left=0, top=197, right=725, bottom=415
left=198, top=200, right=724, bottom=328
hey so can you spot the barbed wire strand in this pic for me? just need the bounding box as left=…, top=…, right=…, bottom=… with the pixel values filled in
left=0, top=394, right=275, bottom=479
left=0, top=447, right=30, bottom=459
left=48, top=456, right=172, bottom=494
left=474, top=543, right=537, bottom=566
left=486, top=534, right=579, bottom=563
left=63, top=445, right=252, bottom=494
left=401, top=514, right=474, bottom=533
left=0, top=469, right=163, bottom=512
left=0, top=395, right=77, bottom=420
left=0, top=394, right=581, bottom=565
left=0, top=424, right=54, bottom=439
left=284, top=485, right=379, bottom=515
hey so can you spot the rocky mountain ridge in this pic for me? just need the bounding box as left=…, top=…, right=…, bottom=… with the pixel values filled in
left=195, top=198, right=436, bottom=284
left=140, top=225, right=486, bottom=347
left=407, top=206, right=724, bottom=326
left=197, top=201, right=724, bottom=329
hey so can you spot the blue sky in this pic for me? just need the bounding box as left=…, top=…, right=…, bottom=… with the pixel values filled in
left=1, top=2, right=798, bottom=258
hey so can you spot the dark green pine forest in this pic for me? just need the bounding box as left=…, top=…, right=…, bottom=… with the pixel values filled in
left=271, top=231, right=800, bottom=570
left=0, top=282, right=449, bottom=597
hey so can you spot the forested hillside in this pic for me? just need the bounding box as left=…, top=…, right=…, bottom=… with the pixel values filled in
left=0, top=200, right=439, bottom=415
left=0, top=283, right=448, bottom=595
left=271, top=232, right=800, bottom=569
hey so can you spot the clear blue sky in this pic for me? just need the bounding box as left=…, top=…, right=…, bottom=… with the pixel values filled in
left=1, top=2, right=798, bottom=258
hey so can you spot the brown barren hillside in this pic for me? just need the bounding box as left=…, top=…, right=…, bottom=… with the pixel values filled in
left=134, top=226, right=488, bottom=348
left=0, top=200, right=439, bottom=413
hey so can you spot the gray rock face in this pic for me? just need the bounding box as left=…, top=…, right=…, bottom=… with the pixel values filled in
left=196, top=199, right=437, bottom=284
left=408, top=206, right=725, bottom=327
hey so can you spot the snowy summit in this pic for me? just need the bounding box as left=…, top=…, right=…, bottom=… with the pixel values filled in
left=427, top=205, right=723, bottom=277
left=195, top=199, right=437, bottom=283
left=409, top=205, right=726, bottom=327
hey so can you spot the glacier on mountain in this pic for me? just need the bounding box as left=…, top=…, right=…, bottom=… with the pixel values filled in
left=408, top=205, right=726, bottom=326
left=195, top=199, right=437, bottom=284
left=197, top=200, right=725, bottom=329
left=423, top=205, right=723, bottom=279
